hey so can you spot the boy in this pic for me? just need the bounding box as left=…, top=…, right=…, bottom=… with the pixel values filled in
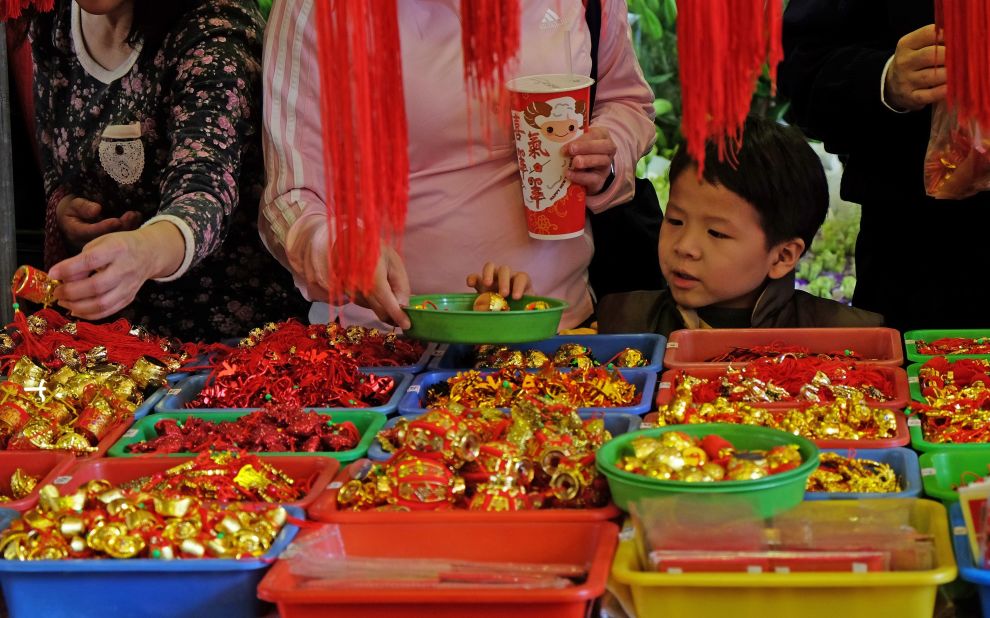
left=597, top=116, right=882, bottom=336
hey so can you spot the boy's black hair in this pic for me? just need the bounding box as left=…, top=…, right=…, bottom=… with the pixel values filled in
left=667, top=116, right=828, bottom=254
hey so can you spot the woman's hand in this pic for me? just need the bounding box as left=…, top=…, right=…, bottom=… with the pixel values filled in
left=49, top=221, right=185, bottom=319
left=564, top=126, right=618, bottom=195
left=56, top=194, right=142, bottom=249
left=466, top=262, right=532, bottom=299
left=351, top=245, right=412, bottom=329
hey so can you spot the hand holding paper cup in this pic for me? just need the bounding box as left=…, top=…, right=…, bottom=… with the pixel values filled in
left=506, top=74, right=595, bottom=240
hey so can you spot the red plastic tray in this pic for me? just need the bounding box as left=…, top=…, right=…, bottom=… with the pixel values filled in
left=55, top=455, right=339, bottom=510
left=655, top=365, right=910, bottom=411
left=307, top=467, right=622, bottom=523
left=0, top=451, right=75, bottom=512
left=640, top=409, right=910, bottom=449
left=663, top=327, right=904, bottom=370
left=257, top=520, right=618, bottom=618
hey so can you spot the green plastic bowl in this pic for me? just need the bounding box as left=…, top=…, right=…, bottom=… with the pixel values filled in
left=596, top=423, right=820, bottom=518
left=919, top=450, right=990, bottom=503
left=402, top=293, right=567, bottom=344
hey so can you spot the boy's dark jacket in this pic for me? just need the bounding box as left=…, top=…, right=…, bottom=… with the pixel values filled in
left=596, top=272, right=883, bottom=337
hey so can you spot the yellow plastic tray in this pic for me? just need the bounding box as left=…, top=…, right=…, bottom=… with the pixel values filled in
left=611, top=499, right=957, bottom=618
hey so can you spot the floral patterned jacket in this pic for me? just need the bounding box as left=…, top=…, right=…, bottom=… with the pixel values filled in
left=32, top=0, right=308, bottom=340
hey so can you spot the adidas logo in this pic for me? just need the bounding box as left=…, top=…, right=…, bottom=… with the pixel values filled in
left=540, top=8, right=561, bottom=31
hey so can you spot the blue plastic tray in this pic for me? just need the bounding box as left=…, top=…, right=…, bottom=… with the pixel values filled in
left=397, top=369, right=657, bottom=417
left=950, top=503, right=990, bottom=615
left=804, top=447, right=922, bottom=501
left=429, top=334, right=665, bottom=372
left=155, top=370, right=413, bottom=417
left=131, top=387, right=166, bottom=422
left=0, top=505, right=303, bottom=618
left=366, top=410, right=643, bottom=462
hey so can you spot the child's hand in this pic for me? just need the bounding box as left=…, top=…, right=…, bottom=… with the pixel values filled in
left=466, top=262, right=532, bottom=299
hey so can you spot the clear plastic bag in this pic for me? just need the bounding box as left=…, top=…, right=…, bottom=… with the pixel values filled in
left=925, top=102, right=990, bottom=199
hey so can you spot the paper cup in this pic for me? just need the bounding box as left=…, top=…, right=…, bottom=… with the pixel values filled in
left=506, top=74, right=595, bottom=240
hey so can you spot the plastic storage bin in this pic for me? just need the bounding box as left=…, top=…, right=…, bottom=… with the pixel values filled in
left=655, top=365, right=910, bottom=411
left=429, top=334, right=665, bottom=372
left=365, top=410, right=642, bottom=462
left=904, top=411, right=990, bottom=453
left=258, top=520, right=617, bottom=618
left=611, top=498, right=957, bottom=618
left=950, top=502, right=990, bottom=615
left=639, top=408, right=911, bottom=450
left=155, top=370, right=413, bottom=416
left=55, top=455, right=339, bottom=511
left=918, top=450, right=990, bottom=503
left=904, top=329, right=990, bottom=363
left=106, top=409, right=387, bottom=463
left=398, top=369, right=657, bottom=417
left=0, top=505, right=302, bottom=618
left=0, top=452, right=74, bottom=511
left=308, top=465, right=621, bottom=523
left=663, top=327, right=904, bottom=369
left=804, top=448, right=922, bottom=501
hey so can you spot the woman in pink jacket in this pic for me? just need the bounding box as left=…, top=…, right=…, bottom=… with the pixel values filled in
left=260, top=0, right=656, bottom=329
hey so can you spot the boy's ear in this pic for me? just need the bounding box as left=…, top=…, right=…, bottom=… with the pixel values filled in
left=767, top=238, right=806, bottom=280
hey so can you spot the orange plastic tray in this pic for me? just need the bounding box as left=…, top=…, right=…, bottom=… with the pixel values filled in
left=257, top=520, right=618, bottom=618
left=55, top=455, right=339, bottom=510
left=655, top=365, right=910, bottom=411
left=0, top=451, right=75, bottom=512
left=640, top=409, right=910, bottom=449
left=307, top=467, right=621, bottom=523
left=663, top=327, right=904, bottom=370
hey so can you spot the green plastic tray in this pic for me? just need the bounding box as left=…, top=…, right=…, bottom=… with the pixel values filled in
left=907, top=363, right=924, bottom=403
left=906, top=407, right=990, bottom=453
left=904, top=329, right=990, bottom=363
left=403, top=293, right=566, bottom=344
left=596, top=423, right=820, bottom=518
left=919, top=450, right=990, bottom=503
left=105, top=409, right=387, bottom=463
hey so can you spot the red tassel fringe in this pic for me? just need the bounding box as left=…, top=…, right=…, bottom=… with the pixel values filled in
left=1, top=0, right=52, bottom=21
left=460, top=0, right=521, bottom=143
left=937, top=0, right=990, bottom=133
left=313, top=0, right=408, bottom=296
left=677, top=0, right=784, bottom=173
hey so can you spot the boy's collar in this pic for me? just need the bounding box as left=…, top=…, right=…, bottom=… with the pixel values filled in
left=750, top=270, right=798, bottom=325
left=674, top=271, right=797, bottom=329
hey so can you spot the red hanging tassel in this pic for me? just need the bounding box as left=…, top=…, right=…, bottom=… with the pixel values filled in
left=1, top=0, right=53, bottom=22
left=938, top=0, right=990, bottom=133
left=460, top=0, right=521, bottom=143
left=313, top=0, right=408, bottom=296
left=677, top=0, right=783, bottom=173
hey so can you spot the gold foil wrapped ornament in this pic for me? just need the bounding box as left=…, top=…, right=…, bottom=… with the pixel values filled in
left=472, top=292, right=510, bottom=312
left=524, top=300, right=551, bottom=311
left=12, top=265, right=61, bottom=306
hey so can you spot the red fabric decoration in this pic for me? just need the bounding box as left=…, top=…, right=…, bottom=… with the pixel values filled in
left=0, top=0, right=52, bottom=22
left=677, top=0, right=784, bottom=173
left=460, top=0, right=520, bottom=143
left=313, top=0, right=408, bottom=296
left=937, top=0, right=990, bottom=133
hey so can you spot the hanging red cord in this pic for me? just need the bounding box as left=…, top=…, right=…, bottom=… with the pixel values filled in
left=677, top=0, right=784, bottom=174
left=313, top=0, right=408, bottom=297
left=937, top=0, right=990, bottom=133
left=0, top=0, right=52, bottom=21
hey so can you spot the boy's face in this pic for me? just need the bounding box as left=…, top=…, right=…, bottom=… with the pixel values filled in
left=659, top=167, right=802, bottom=310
